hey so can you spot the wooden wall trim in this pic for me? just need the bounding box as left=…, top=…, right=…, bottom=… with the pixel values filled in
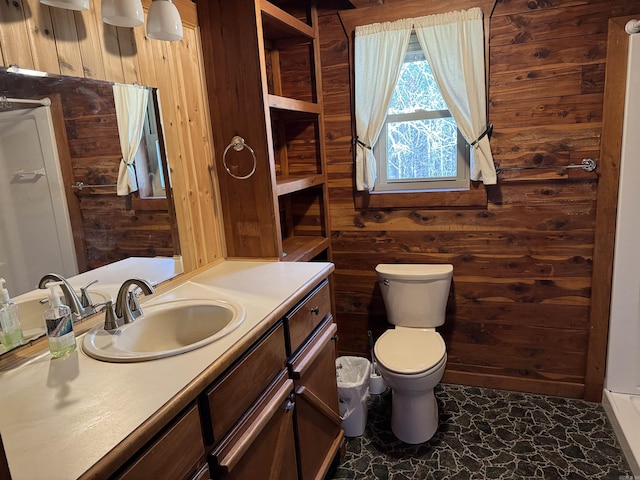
left=355, top=182, right=487, bottom=209
left=583, top=16, right=635, bottom=402
left=443, top=370, right=585, bottom=399
left=338, top=0, right=496, bottom=33
left=49, top=93, right=89, bottom=273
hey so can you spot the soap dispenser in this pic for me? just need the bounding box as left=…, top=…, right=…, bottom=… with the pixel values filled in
left=43, top=282, right=76, bottom=358
left=0, top=278, right=24, bottom=350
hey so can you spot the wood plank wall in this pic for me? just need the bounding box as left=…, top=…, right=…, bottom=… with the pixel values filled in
left=318, top=0, right=640, bottom=399
left=0, top=0, right=225, bottom=273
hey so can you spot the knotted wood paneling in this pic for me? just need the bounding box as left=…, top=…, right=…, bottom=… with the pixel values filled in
left=318, top=0, right=640, bottom=399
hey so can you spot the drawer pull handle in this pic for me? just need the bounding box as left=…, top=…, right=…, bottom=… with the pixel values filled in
left=310, top=306, right=320, bottom=315
left=284, top=398, right=295, bottom=412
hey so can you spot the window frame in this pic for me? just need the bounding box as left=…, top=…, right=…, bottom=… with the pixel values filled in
left=375, top=111, right=471, bottom=192
left=372, top=33, right=470, bottom=193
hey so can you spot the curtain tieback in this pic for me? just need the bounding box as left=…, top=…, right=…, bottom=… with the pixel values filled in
left=354, top=137, right=372, bottom=150
left=470, top=123, right=493, bottom=147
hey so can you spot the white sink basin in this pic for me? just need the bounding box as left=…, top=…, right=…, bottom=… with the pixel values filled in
left=82, top=299, right=245, bottom=362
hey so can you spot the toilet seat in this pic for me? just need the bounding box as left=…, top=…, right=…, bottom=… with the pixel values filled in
left=375, top=329, right=446, bottom=375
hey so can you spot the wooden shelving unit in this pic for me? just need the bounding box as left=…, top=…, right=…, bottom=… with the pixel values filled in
left=199, top=0, right=331, bottom=262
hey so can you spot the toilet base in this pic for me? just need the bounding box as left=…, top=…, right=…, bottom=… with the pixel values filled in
left=391, top=388, right=439, bottom=444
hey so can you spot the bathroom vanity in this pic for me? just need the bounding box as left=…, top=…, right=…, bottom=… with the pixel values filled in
left=0, top=260, right=342, bottom=479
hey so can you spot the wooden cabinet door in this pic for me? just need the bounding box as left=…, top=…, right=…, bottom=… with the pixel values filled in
left=289, top=319, right=343, bottom=480
left=118, top=404, right=205, bottom=480
left=210, top=374, right=298, bottom=480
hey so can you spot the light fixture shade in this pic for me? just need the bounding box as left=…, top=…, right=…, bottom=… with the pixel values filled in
left=102, top=0, right=144, bottom=27
left=146, top=0, right=183, bottom=42
left=40, top=0, right=89, bottom=11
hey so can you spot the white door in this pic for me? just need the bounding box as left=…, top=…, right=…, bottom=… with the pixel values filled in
left=0, top=104, right=77, bottom=297
left=606, top=33, right=640, bottom=396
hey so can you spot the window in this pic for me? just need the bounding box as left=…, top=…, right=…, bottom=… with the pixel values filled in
left=373, top=34, right=469, bottom=192
left=353, top=9, right=494, bottom=199
left=134, top=89, right=169, bottom=199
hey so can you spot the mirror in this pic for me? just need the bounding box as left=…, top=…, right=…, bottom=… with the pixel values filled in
left=0, top=67, right=181, bottom=354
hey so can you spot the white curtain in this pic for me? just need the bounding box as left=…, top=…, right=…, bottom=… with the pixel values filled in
left=414, top=8, right=496, bottom=184
left=354, top=18, right=412, bottom=191
left=113, top=83, right=149, bottom=196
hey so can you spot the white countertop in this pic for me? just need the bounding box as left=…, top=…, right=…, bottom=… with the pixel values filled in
left=0, top=260, right=333, bottom=480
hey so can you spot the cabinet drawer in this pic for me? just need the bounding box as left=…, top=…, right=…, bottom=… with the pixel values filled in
left=210, top=373, right=298, bottom=480
left=118, top=404, right=205, bottom=480
left=206, top=322, right=286, bottom=444
left=285, top=280, right=331, bottom=355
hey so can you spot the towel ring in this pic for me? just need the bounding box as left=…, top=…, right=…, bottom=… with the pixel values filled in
left=222, top=136, right=256, bottom=180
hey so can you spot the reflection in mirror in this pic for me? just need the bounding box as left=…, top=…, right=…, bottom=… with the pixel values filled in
left=136, top=91, right=169, bottom=199
left=0, top=67, right=181, bottom=354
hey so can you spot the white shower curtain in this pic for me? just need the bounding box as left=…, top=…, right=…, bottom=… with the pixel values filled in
left=113, top=83, right=149, bottom=196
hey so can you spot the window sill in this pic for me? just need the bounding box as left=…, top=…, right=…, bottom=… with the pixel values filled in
left=354, top=181, right=487, bottom=210
left=131, top=195, right=170, bottom=212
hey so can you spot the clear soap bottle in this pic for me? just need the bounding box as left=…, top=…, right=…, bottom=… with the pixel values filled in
left=43, top=282, right=76, bottom=358
left=0, top=278, right=24, bottom=350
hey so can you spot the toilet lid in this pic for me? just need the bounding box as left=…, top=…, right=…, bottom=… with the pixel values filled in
left=374, top=329, right=446, bottom=374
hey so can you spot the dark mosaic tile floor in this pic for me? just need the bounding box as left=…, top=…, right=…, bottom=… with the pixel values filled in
left=331, top=383, right=632, bottom=480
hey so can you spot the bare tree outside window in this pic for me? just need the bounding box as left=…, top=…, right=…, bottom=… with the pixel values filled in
left=372, top=36, right=470, bottom=193
left=386, top=58, right=458, bottom=181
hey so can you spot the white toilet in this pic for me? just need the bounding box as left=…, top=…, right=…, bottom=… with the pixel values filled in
left=373, top=263, right=453, bottom=444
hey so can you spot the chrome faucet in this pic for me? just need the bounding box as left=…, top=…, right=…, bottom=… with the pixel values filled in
left=115, top=278, right=154, bottom=326
left=38, top=274, right=97, bottom=321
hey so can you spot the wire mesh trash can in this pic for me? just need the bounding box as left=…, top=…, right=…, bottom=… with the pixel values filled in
left=336, top=356, right=371, bottom=437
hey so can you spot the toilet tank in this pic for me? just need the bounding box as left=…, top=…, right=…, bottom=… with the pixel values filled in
left=376, top=264, right=453, bottom=328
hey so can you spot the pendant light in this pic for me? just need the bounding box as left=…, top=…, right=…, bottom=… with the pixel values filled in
left=102, top=0, right=144, bottom=28
left=146, top=0, right=183, bottom=42
left=40, top=0, right=89, bottom=11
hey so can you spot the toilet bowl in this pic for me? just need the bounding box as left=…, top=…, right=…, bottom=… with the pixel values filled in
left=374, top=263, right=453, bottom=444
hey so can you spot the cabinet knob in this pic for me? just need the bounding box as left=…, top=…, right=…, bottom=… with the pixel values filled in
left=310, top=306, right=320, bottom=315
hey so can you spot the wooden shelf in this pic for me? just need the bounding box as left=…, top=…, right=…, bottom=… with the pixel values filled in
left=261, top=0, right=315, bottom=41
left=276, top=175, right=324, bottom=196
left=268, top=94, right=321, bottom=115
left=203, top=0, right=330, bottom=262
left=281, top=236, right=330, bottom=262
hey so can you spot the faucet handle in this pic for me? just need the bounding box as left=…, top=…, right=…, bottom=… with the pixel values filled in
left=127, top=291, right=144, bottom=320
left=99, top=301, right=121, bottom=331
left=80, top=280, right=99, bottom=308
